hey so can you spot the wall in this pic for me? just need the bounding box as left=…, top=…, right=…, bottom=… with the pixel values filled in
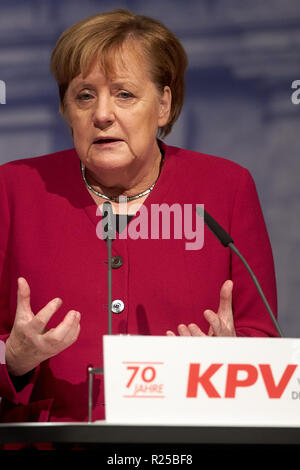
left=0, top=0, right=299, bottom=336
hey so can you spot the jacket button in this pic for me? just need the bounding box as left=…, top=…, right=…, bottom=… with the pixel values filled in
left=111, top=256, right=123, bottom=269
left=112, top=299, right=125, bottom=314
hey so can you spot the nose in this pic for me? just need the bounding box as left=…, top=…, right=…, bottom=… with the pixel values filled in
left=92, top=92, right=115, bottom=130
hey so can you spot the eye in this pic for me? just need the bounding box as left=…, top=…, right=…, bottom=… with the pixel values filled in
left=77, top=91, right=93, bottom=101
left=117, top=90, right=134, bottom=100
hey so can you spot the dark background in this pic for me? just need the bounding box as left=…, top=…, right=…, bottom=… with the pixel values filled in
left=0, top=0, right=299, bottom=336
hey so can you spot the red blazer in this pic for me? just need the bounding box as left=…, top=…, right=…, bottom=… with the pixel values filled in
left=0, top=142, right=278, bottom=422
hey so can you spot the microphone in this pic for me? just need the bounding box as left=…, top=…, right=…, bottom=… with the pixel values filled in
left=102, top=201, right=116, bottom=335
left=195, top=205, right=283, bottom=337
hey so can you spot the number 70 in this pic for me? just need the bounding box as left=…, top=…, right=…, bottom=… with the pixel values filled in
left=126, top=366, right=156, bottom=387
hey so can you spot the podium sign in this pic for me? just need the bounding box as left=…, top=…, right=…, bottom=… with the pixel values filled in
left=103, top=336, right=300, bottom=426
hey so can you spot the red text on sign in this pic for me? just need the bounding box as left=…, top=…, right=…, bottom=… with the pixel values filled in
left=186, top=363, right=297, bottom=398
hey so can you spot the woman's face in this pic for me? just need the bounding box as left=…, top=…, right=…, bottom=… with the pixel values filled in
left=64, top=46, right=171, bottom=180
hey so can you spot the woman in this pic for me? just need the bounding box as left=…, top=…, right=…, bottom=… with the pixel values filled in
left=0, top=9, right=278, bottom=423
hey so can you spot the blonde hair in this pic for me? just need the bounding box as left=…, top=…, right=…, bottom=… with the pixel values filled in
left=50, top=9, right=188, bottom=138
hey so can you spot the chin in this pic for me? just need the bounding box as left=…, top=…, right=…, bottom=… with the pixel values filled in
left=90, top=156, right=131, bottom=172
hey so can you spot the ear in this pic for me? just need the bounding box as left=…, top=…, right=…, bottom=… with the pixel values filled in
left=158, top=86, right=172, bottom=127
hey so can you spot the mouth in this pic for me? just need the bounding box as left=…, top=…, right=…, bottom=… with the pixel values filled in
left=93, top=137, right=123, bottom=146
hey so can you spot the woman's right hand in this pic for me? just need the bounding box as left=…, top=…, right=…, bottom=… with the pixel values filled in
left=5, top=277, right=81, bottom=377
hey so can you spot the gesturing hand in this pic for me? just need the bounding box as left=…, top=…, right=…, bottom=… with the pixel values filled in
left=5, top=277, right=81, bottom=376
left=166, top=280, right=236, bottom=337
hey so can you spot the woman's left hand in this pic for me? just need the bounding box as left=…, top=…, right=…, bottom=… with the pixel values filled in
left=166, top=280, right=236, bottom=337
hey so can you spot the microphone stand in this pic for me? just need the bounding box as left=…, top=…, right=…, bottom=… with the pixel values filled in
left=88, top=201, right=115, bottom=422
left=228, top=242, right=283, bottom=337
left=107, top=232, right=113, bottom=336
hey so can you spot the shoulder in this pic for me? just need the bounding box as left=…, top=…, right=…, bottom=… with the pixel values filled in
left=0, top=148, right=80, bottom=203
left=160, top=142, right=258, bottom=223
left=161, top=141, right=251, bottom=182
left=0, top=148, right=77, bottom=178
left=0, top=149, right=78, bottom=193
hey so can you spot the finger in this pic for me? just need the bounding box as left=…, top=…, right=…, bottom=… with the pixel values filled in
left=218, top=280, right=233, bottom=316
left=16, top=277, right=32, bottom=320
left=30, top=297, right=62, bottom=334
left=177, top=324, right=192, bottom=336
left=187, top=323, right=206, bottom=337
left=44, top=310, right=81, bottom=346
left=208, top=325, right=214, bottom=337
left=166, top=330, right=176, bottom=336
left=203, top=309, right=222, bottom=336
left=31, top=297, right=63, bottom=334
left=59, top=318, right=80, bottom=347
